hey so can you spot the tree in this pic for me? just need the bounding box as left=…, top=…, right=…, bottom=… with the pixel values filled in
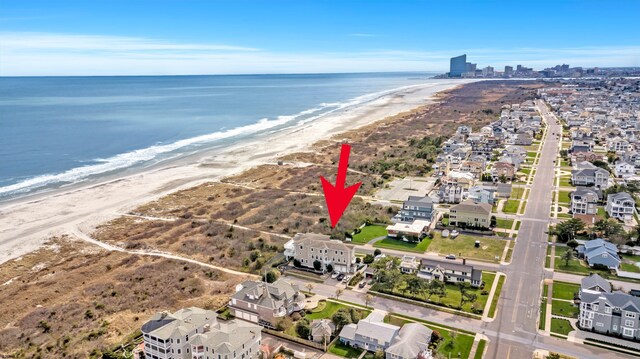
left=326, top=263, right=334, bottom=273
left=363, top=294, right=374, bottom=308
left=332, top=309, right=352, bottom=330
left=547, top=353, right=561, bottom=359
left=363, top=254, right=375, bottom=264
left=374, top=248, right=382, bottom=256
left=293, top=259, right=302, bottom=267
left=553, top=218, right=585, bottom=242
left=566, top=239, right=579, bottom=249
left=374, top=349, right=385, bottom=359
left=313, top=260, right=322, bottom=271
left=335, top=288, right=344, bottom=300
left=490, top=215, right=497, bottom=228
left=264, top=269, right=279, bottom=283
left=406, top=276, right=426, bottom=297
left=426, top=279, right=446, bottom=301
left=499, top=174, right=507, bottom=183
left=457, top=282, right=471, bottom=308
left=295, top=318, right=311, bottom=339
left=594, top=219, right=624, bottom=237
left=561, top=248, right=575, bottom=267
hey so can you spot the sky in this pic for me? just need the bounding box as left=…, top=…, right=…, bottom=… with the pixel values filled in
left=1, top=0, right=639, bottom=76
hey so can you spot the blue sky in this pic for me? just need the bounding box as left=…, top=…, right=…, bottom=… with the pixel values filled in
left=1, top=0, right=639, bottom=76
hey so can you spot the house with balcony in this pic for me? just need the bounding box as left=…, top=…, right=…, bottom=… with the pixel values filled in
left=570, top=187, right=599, bottom=215
left=228, top=279, right=306, bottom=329
left=467, top=185, right=496, bottom=204
left=395, top=196, right=434, bottom=223
left=448, top=199, right=492, bottom=229
left=385, top=323, right=433, bottom=359
left=338, top=310, right=400, bottom=352
left=285, top=233, right=356, bottom=273
left=578, top=274, right=640, bottom=340
left=417, top=258, right=482, bottom=287
left=140, top=307, right=261, bottom=359
left=490, top=162, right=515, bottom=181
left=571, top=167, right=610, bottom=189
left=606, top=192, right=635, bottom=220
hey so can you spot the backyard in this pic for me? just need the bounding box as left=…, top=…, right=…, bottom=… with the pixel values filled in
left=351, top=225, right=388, bottom=244
left=373, top=237, right=430, bottom=253
left=429, top=231, right=508, bottom=262
left=551, top=318, right=573, bottom=336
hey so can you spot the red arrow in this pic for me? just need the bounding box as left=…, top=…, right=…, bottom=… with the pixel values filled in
left=320, top=144, right=362, bottom=228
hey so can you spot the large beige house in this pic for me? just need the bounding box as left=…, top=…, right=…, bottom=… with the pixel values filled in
left=448, top=199, right=492, bottom=229
left=140, top=307, right=261, bottom=359
left=284, top=233, right=356, bottom=273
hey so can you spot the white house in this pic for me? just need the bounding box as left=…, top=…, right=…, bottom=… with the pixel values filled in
left=614, top=161, right=635, bottom=178
left=606, top=192, right=635, bottom=220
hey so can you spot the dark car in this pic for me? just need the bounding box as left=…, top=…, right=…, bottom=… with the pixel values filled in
left=445, top=254, right=456, bottom=260
left=336, top=273, right=345, bottom=281
left=358, top=281, right=366, bottom=288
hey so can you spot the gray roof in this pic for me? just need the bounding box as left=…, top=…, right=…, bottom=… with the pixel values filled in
left=607, top=192, right=634, bottom=202
left=141, top=307, right=217, bottom=340
left=571, top=186, right=598, bottom=199
left=311, top=319, right=335, bottom=338
left=405, top=196, right=433, bottom=207
left=232, top=279, right=304, bottom=311
left=580, top=290, right=640, bottom=313
left=339, top=310, right=399, bottom=344
left=190, top=319, right=261, bottom=354
left=385, top=323, right=433, bottom=358
left=581, top=273, right=611, bottom=293
left=420, top=258, right=476, bottom=274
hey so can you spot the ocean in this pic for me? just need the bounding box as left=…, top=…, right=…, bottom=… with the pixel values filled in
left=0, top=72, right=437, bottom=200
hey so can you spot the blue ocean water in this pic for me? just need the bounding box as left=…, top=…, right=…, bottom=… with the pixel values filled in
left=0, top=72, right=436, bottom=200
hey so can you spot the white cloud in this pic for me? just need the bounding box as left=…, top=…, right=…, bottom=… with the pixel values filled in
left=0, top=32, right=638, bottom=76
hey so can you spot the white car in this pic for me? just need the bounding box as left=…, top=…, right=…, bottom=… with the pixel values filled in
left=342, top=275, right=351, bottom=283
left=331, top=271, right=340, bottom=279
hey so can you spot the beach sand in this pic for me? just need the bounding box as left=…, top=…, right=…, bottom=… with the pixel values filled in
left=0, top=79, right=477, bottom=264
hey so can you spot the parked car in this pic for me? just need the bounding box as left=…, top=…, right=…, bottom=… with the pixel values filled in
left=336, top=273, right=345, bottom=281
left=445, top=254, right=456, bottom=260
left=331, top=271, right=340, bottom=279
left=342, top=275, right=351, bottom=283
left=358, top=281, right=366, bottom=289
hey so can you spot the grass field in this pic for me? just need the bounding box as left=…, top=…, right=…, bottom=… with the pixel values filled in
left=373, top=237, right=430, bottom=253
left=474, top=340, right=487, bottom=359
left=552, top=281, right=580, bottom=301
left=430, top=232, right=507, bottom=262
left=558, top=190, right=571, bottom=204
left=503, top=199, right=520, bottom=214
left=328, top=342, right=363, bottom=358
left=551, top=318, right=573, bottom=336
left=495, top=218, right=515, bottom=230
left=559, top=176, right=573, bottom=187
left=551, top=299, right=579, bottom=318
left=305, top=301, right=371, bottom=321
left=511, top=186, right=526, bottom=199
left=539, top=298, right=547, bottom=330
left=488, top=274, right=505, bottom=318
left=351, top=225, right=388, bottom=244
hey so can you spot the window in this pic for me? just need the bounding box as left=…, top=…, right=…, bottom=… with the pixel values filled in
left=605, top=307, right=611, bottom=314
left=625, top=320, right=633, bottom=327
left=625, top=312, right=637, bottom=319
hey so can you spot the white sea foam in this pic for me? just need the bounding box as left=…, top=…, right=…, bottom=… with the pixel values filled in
left=0, top=82, right=424, bottom=198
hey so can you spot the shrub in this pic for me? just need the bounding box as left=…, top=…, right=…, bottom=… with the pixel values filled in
left=374, top=249, right=382, bottom=256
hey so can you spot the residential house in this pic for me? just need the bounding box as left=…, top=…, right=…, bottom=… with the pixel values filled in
left=460, top=160, right=484, bottom=179
left=417, top=258, right=483, bottom=287
left=228, top=279, right=306, bottom=328
left=437, top=175, right=473, bottom=203
left=141, top=307, right=261, bottom=359
left=615, top=161, right=636, bottom=178
left=514, top=133, right=533, bottom=146
left=606, top=192, right=635, bottom=220
left=467, top=185, right=496, bottom=204
left=578, top=274, right=640, bottom=340
left=386, top=220, right=430, bottom=239
left=339, top=310, right=400, bottom=352
left=310, top=319, right=335, bottom=343
left=385, top=323, right=433, bottom=359
left=570, top=187, right=599, bottom=215
left=576, top=238, right=621, bottom=270
left=285, top=233, right=356, bottom=273
left=449, top=200, right=492, bottom=229
left=491, top=162, right=515, bottom=181
left=571, top=151, right=605, bottom=164
left=571, top=167, right=610, bottom=189
left=399, top=255, right=420, bottom=274
left=396, top=196, right=434, bottom=222
left=607, top=136, right=630, bottom=153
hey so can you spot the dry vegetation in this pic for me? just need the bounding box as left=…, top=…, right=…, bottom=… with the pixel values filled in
left=93, top=81, right=541, bottom=273
left=0, top=237, right=238, bottom=358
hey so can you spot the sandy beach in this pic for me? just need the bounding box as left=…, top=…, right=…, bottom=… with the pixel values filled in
left=0, top=79, right=475, bottom=264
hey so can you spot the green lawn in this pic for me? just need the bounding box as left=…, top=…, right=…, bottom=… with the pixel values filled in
left=515, top=221, right=521, bottom=230
left=554, top=247, right=610, bottom=276
left=621, top=262, right=640, bottom=273
left=551, top=300, right=579, bottom=318
left=558, top=190, right=571, bottom=204
left=488, top=274, right=505, bottom=318
left=503, top=199, right=520, bottom=214
left=527, top=151, right=538, bottom=158
left=328, top=342, right=363, bottom=358
left=474, top=340, right=487, bottom=359
left=551, top=318, right=573, bottom=336
left=539, top=298, right=547, bottom=330
left=559, top=176, right=572, bottom=187
left=373, top=237, right=430, bottom=253
left=597, top=206, right=606, bottom=217
left=518, top=168, right=531, bottom=176
left=384, top=315, right=474, bottom=358
left=552, top=282, right=580, bottom=301
left=351, top=225, right=388, bottom=244
left=429, top=232, right=507, bottom=262
left=495, top=218, right=515, bottom=230
left=510, top=187, right=526, bottom=199
left=305, top=301, right=370, bottom=321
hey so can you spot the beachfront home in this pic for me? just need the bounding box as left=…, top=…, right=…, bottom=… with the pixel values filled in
left=386, top=220, right=430, bottom=240
left=571, top=167, right=610, bottom=189
left=605, top=192, right=635, bottom=221
left=140, top=307, right=261, bottom=359
left=448, top=199, right=492, bottom=229
left=578, top=274, right=640, bottom=340
left=575, top=238, right=621, bottom=270
left=228, top=279, right=305, bottom=328
left=417, top=258, right=483, bottom=287
left=285, top=233, right=356, bottom=273
left=570, top=187, right=599, bottom=215
left=467, top=185, right=496, bottom=204
left=399, top=255, right=420, bottom=274
left=396, top=196, right=434, bottom=222
left=571, top=151, right=604, bottom=164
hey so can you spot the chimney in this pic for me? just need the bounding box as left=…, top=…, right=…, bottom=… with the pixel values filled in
left=203, top=324, right=211, bottom=333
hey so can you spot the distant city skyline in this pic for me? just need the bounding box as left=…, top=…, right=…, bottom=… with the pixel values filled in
left=1, top=0, right=639, bottom=76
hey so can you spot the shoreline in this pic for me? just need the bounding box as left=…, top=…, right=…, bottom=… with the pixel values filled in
left=0, top=79, right=477, bottom=264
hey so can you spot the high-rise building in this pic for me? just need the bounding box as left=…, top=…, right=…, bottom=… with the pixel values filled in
left=449, top=54, right=467, bottom=77
left=504, top=66, right=513, bottom=77
left=466, top=62, right=477, bottom=73
left=482, top=66, right=494, bottom=77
